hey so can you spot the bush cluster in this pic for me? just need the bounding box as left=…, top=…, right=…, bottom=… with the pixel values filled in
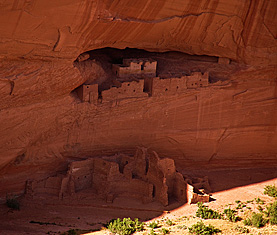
left=196, top=202, right=222, bottom=219
left=160, top=228, right=170, bottom=234
left=243, top=213, right=268, bottom=228
left=266, top=201, right=277, bottom=225
left=148, top=221, right=159, bottom=229
left=234, top=225, right=249, bottom=234
left=107, top=218, right=144, bottom=235
left=264, top=185, right=277, bottom=198
left=189, top=221, right=221, bottom=235
left=223, top=208, right=239, bottom=222
left=166, top=219, right=174, bottom=226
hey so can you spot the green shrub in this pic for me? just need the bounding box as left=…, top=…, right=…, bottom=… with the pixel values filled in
left=255, top=198, right=265, bottom=205
left=234, top=225, right=249, bottom=233
left=6, top=197, right=20, bottom=210
left=266, top=201, right=277, bottom=225
left=243, top=218, right=252, bottom=226
left=166, top=219, right=173, bottom=226
left=196, top=202, right=222, bottom=219
left=189, top=221, right=221, bottom=235
left=251, top=213, right=267, bottom=227
left=236, top=203, right=246, bottom=210
left=223, top=208, right=239, bottom=222
left=107, top=218, right=144, bottom=235
left=243, top=213, right=268, bottom=228
left=148, top=221, right=159, bottom=229
left=264, top=185, right=277, bottom=198
left=160, top=228, right=170, bottom=234
left=149, top=229, right=158, bottom=235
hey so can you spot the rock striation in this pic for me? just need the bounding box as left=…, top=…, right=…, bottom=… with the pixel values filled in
left=0, top=0, right=276, bottom=65
left=0, top=1, right=276, bottom=199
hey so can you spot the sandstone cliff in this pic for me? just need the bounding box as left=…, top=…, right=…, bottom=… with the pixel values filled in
left=0, top=1, right=276, bottom=197
left=0, top=0, right=276, bottom=65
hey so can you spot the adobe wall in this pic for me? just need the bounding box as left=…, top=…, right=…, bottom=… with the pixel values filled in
left=146, top=152, right=170, bottom=206
left=76, top=84, right=98, bottom=103
left=76, top=71, right=209, bottom=103
left=123, top=59, right=143, bottom=72
left=151, top=76, right=188, bottom=97
left=25, top=148, right=196, bottom=206
left=143, top=61, right=157, bottom=75
left=68, top=159, right=95, bottom=192
left=108, top=179, right=153, bottom=203
left=101, top=80, right=148, bottom=103
left=112, top=59, right=157, bottom=79
left=186, top=72, right=209, bottom=89
left=112, top=64, right=137, bottom=78
left=150, top=72, right=209, bottom=96
left=25, top=175, right=64, bottom=198
left=173, top=173, right=188, bottom=203
left=146, top=151, right=188, bottom=205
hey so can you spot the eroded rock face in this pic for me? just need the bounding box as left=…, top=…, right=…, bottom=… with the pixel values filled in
left=0, top=0, right=276, bottom=65
left=0, top=2, right=276, bottom=198
left=0, top=59, right=276, bottom=198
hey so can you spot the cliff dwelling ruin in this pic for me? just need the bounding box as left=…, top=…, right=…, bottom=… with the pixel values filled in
left=25, top=148, right=211, bottom=206
left=0, top=1, right=276, bottom=232
left=112, top=58, right=157, bottom=80
left=73, top=48, right=211, bottom=104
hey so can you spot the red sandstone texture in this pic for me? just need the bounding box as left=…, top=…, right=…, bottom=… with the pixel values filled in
left=0, top=0, right=276, bottom=65
left=0, top=0, right=276, bottom=207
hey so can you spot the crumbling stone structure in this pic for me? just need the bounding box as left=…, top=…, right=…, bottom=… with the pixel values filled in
left=185, top=175, right=212, bottom=204
left=150, top=72, right=209, bottom=96
left=112, top=58, right=157, bottom=80
left=75, top=57, right=210, bottom=103
left=101, top=80, right=148, bottom=103
left=76, top=84, right=98, bottom=103
left=25, top=148, right=193, bottom=206
left=186, top=72, right=209, bottom=89
left=151, top=76, right=187, bottom=96
left=187, top=184, right=210, bottom=204
left=99, top=71, right=209, bottom=102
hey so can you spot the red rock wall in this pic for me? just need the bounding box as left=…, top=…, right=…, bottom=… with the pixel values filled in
left=0, top=67, right=276, bottom=182
left=0, top=0, right=276, bottom=65
left=0, top=1, right=276, bottom=196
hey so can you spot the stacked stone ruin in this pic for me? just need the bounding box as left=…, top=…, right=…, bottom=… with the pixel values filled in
left=75, top=58, right=209, bottom=104
left=25, top=148, right=211, bottom=206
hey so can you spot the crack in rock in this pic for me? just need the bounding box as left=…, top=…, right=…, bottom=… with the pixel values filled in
left=101, top=12, right=241, bottom=24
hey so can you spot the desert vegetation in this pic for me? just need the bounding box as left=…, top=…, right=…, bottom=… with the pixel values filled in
left=106, top=218, right=144, bottom=235
left=100, top=185, right=277, bottom=235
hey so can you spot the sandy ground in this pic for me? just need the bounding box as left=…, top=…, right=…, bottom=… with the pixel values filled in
left=1, top=167, right=277, bottom=234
